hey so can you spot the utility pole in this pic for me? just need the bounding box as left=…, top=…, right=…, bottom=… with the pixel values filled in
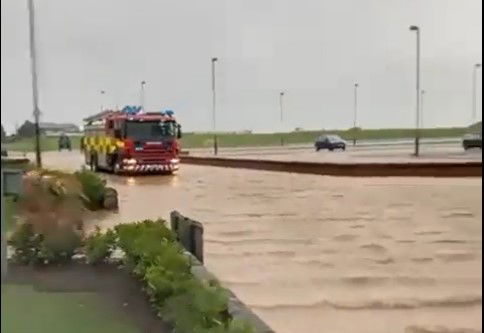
left=28, top=0, right=41, bottom=167
left=140, top=81, right=146, bottom=112
left=472, top=64, right=481, bottom=124
left=100, top=90, right=106, bottom=111
left=409, top=25, right=421, bottom=157
left=353, top=83, right=359, bottom=146
left=211, top=58, right=218, bottom=155
left=421, top=89, right=426, bottom=128
left=279, top=92, right=285, bottom=146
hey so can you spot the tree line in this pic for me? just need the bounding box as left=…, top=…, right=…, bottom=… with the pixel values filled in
left=2, top=120, right=38, bottom=142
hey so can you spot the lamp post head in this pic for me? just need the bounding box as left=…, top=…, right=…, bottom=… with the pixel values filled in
left=100, top=90, right=105, bottom=95
left=475, top=63, right=482, bottom=68
left=280, top=92, right=284, bottom=96
left=409, top=25, right=419, bottom=31
left=355, top=83, right=359, bottom=88
left=141, top=80, right=146, bottom=85
left=212, top=57, right=218, bottom=62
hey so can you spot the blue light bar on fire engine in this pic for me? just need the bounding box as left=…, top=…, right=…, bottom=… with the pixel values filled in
left=122, top=105, right=142, bottom=115
left=164, top=110, right=174, bottom=117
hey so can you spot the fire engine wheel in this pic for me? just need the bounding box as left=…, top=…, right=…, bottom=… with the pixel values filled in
left=90, top=153, right=99, bottom=172
left=113, top=162, right=122, bottom=175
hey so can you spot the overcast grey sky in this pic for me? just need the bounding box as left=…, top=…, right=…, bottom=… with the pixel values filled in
left=1, top=0, right=482, bottom=133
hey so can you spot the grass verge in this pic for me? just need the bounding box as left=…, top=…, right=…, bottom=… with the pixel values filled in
left=1, top=285, right=140, bottom=333
left=3, top=126, right=470, bottom=152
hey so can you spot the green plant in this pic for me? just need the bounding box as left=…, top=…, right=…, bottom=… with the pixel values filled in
left=85, top=226, right=116, bottom=264
left=38, top=227, right=82, bottom=264
left=8, top=223, right=42, bottom=264
left=152, top=275, right=230, bottom=333
left=88, top=220, right=256, bottom=333
left=74, top=169, right=106, bottom=210
left=225, top=319, right=256, bottom=333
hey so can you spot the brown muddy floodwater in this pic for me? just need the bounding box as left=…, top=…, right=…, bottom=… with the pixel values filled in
left=41, top=151, right=482, bottom=333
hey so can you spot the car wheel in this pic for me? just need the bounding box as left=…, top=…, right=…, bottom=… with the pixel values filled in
left=316, top=147, right=320, bottom=152
left=329, top=147, right=334, bottom=152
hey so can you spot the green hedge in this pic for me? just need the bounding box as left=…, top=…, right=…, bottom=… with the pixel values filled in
left=85, top=220, right=255, bottom=333
left=74, top=169, right=108, bottom=210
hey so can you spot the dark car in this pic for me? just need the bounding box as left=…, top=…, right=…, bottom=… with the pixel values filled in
left=58, top=134, right=72, bottom=151
left=315, top=135, right=346, bottom=151
left=462, top=133, right=482, bottom=150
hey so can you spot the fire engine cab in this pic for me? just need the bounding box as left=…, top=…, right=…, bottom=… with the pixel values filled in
left=82, top=106, right=182, bottom=174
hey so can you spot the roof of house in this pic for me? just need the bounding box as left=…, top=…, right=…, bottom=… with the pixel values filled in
left=39, top=122, right=80, bottom=131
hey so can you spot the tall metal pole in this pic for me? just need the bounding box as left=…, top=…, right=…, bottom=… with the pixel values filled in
left=100, top=90, right=105, bottom=111
left=472, top=64, right=481, bottom=124
left=140, top=81, right=146, bottom=112
left=421, top=89, right=425, bottom=128
left=211, top=58, right=218, bottom=155
left=28, top=0, right=41, bottom=167
left=353, top=83, right=359, bottom=146
left=279, top=92, right=284, bottom=146
left=410, top=25, right=421, bottom=157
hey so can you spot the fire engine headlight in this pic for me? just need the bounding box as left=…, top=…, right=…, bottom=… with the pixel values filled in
left=170, top=158, right=180, bottom=164
left=123, top=158, right=137, bottom=165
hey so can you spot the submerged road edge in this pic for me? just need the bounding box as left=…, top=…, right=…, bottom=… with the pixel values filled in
left=180, top=156, right=482, bottom=178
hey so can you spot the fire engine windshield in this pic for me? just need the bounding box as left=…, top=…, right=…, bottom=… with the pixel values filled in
left=125, top=121, right=177, bottom=141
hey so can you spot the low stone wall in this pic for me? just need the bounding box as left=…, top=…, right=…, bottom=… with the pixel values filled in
left=170, top=211, right=275, bottom=333
left=189, top=254, right=275, bottom=333
left=181, top=156, right=482, bottom=178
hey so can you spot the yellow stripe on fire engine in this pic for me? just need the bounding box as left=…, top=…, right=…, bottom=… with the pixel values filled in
left=84, top=136, right=124, bottom=154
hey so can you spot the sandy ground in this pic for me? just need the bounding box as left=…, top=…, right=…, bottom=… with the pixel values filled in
left=37, top=151, right=482, bottom=333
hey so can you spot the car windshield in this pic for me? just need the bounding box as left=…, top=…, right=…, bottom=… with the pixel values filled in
left=327, top=135, right=342, bottom=142
left=125, top=121, right=177, bottom=141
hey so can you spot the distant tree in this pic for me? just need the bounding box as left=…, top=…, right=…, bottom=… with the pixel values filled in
left=1, top=123, right=6, bottom=142
left=17, top=120, right=37, bottom=137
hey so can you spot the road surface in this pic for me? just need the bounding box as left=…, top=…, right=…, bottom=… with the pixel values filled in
left=190, top=142, right=482, bottom=164
left=36, top=151, right=482, bottom=333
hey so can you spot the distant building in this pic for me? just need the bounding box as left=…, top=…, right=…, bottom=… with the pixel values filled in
left=40, top=122, right=81, bottom=136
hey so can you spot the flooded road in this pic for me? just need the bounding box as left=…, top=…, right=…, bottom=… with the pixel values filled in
left=40, top=151, right=482, bottom=333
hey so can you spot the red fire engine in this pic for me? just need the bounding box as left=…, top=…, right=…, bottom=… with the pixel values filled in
left=82, top=107, right=182, bottom=174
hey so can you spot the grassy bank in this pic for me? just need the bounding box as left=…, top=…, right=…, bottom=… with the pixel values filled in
left=2, top=285, right=140, bottom=333
left=181, top=127, right=467, bottom=148
left=2, top=127, right=469, bottom=152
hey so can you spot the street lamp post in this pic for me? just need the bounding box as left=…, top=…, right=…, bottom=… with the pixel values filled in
left=140, top=81, right=146, bottom=112
left=409, top=25, right=421, bottom=157
left=353, top=83, right=359, bottom=146
left=100, top=90, right=106, bottom=111
left=421, top=89, right=426, bottom=129
left=211, top=58, right=218, bottom=155
left=27, top=0, right=41, bottom=168
left=472, top=63, right=481, bottom=124
left=279, top=92, right=285, bottom=146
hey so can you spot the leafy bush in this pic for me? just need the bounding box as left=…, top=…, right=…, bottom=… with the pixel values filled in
left=8, top=223, right=42, bottom=264
left=159, top=279, right=230, bottom=333
left=85, top=226, right=116, bottom=264
left=107, top=219, right=255, bottom=333
left=74, top=169, right=107, bottom=210
left=8, top=222, right=82, bottom=265
left=9, top=169, right=85, bottom=264
left=38, top=226, right=82, bottom=264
